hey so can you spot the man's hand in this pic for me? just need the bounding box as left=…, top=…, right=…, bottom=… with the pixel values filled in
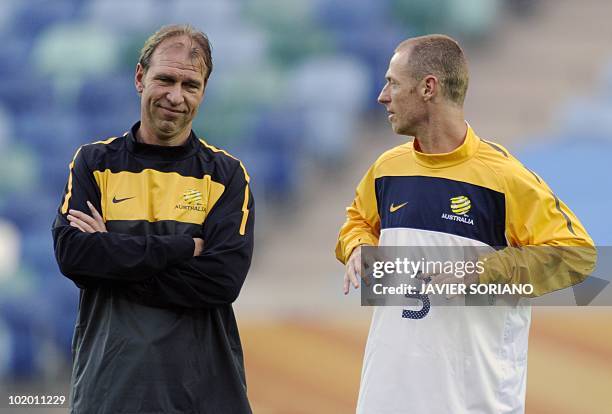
left=68, top=201, right=107, bottom=233
left=344, top=244, right=382, bottom=295
left=344, top=245, right=362, bottom=295
left=344, top=244, right=390, bottom=295
left=193, top=238, right=204, bottom=256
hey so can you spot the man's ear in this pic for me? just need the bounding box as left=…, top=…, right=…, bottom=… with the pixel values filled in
left=135, top=63, right=145, bottom=95
left=422, top=75, right=438, bottom=102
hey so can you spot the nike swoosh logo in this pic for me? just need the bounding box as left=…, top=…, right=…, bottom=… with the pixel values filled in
left=389, top=202, right=408, bottom=213
left=112, top=196, right=135, bottom=204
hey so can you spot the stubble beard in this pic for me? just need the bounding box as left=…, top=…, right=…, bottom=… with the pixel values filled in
left=152, top=106, right=189, bottom=140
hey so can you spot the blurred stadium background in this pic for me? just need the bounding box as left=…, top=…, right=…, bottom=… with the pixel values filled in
left=0, top=0, right=611, bottom=412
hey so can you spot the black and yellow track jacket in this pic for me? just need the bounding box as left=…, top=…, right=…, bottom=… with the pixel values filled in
left=52, top=122, right=254, bottom=414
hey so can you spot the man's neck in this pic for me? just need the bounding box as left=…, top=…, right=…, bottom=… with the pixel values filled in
left=136, top=122, right=191, bottom=147
left=413, top=108, right=467, bottom=154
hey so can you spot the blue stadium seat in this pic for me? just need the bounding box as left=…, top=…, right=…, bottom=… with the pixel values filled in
left=0, top=36, right=30, bottom=77
left=0, top=143, right=39, bottom=201
left=76, top=74, right=140, bottom=119
left=10, top=0, right=82, bottom=38
left=203, top=24, right=268, bottom=71
left=0, top=104, right=15, bottom=149
left=169, top=0, right=241, bottom=31
left=14, top=112, right=84, bottom=164
left=0, top=294, right=38, bottom=378
left=20, top=222, right=60, bottom=276
left=516, top=135, right=612, bottom=245
left=329, top=24, right=413, bottom=108
left=315, top=0, right=388, bottom=29
left=30, top=22, right=123, bottom=98
left=84, top=0, right=166, bottom=32
left=0, top=77, right=55, bottom=116
left=232, top=109, right=306, bottom=199
left=79, top=113, right=135, bottom=144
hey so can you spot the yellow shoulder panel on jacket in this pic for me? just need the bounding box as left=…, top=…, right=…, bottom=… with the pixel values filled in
left=476, top=139, right=592, bottom=246
left=60, top=136, right=120, bottom=215
left=92, top=136, right=120, bottom=146
left=198, top=138, right=251, bottom=236
left=371, top=142, right=414, bottom=178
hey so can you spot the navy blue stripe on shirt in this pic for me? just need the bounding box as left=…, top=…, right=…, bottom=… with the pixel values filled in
left=375, top=175, right=507, bottom=247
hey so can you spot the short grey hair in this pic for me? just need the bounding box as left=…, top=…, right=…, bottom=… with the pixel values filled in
left=397, top=34, right=469, bottom=105
left=138, top=24, right=213, bottom=83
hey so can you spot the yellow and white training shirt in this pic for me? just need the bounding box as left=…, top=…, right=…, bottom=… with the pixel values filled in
left=336, top=125, right=595, bottom=414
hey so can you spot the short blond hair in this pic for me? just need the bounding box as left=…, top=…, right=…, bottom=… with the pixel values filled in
left=397, top=34, right=469, bottom=105
left=138, top=24, right=213, bottom=83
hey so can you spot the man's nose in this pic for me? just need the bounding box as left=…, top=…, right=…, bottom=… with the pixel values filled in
left=166, top=84, right=184, bottom=105
left=378, top=85, right=390, bottom=105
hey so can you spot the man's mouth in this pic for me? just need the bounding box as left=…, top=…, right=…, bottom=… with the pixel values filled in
left=158, top=105, right=184, bottom=114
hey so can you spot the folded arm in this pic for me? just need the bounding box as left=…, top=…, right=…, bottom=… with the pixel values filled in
left=52, top=147, right=196, bottom=286
left=121, top=163, right=255, bottom=308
